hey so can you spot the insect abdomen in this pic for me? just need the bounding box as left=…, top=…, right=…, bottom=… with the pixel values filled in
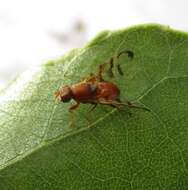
left=96, top=82, right=120, bottom=100
left=71, top=83, right=97, bottom=102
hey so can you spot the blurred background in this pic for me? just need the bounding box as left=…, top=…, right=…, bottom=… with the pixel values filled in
left=0, top=0, right=187, bottom=89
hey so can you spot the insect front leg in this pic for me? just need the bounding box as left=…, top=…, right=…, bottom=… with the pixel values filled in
left=69, top=102, right=80, bottom=127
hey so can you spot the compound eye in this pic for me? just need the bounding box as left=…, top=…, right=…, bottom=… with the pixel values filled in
left=60, top=86, right=73, bottom=102
left=61, top=94, right=71, bottom=102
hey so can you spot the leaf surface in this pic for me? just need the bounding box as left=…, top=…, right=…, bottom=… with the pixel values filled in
left=0, top=24, right=188, bottom=190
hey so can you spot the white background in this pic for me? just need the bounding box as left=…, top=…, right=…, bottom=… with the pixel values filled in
left=0, top=0, right=187, bottom=88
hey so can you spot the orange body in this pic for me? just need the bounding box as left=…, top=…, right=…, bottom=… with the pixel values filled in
left=54, top=50, right=149, bottom=122
left=70, top=81, right=120, bottom=103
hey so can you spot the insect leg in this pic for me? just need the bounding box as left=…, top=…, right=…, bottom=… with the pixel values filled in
left=115, top=100, right=150, bottom=111
left=96, top=99, right=150, bottom=111
left=69, top=102, right=80, bottom=127
left=69, top=102, right=80, bottom=111
left=124, top=101, right=150, bottom=111
left=91, top=100, right=121, bottom=109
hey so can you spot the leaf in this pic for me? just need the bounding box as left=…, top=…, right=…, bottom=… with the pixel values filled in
left=0, top=24, right=188, bottom=190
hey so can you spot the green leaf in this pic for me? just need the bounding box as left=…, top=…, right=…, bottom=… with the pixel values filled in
left=0, top=24, right=188, bottom=190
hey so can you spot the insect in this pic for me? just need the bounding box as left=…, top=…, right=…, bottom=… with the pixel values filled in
left=54, top=50, right=149, bottom=126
